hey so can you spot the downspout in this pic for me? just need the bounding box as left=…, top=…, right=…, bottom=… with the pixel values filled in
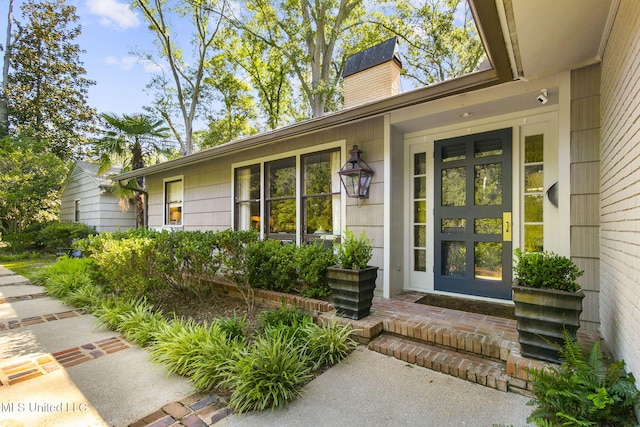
left=117, top=180, right=148, bottom=229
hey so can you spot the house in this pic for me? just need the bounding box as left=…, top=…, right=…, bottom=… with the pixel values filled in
left=117, top=0, right=640, bottom=382
left=60, top=161, right=137, bottom=232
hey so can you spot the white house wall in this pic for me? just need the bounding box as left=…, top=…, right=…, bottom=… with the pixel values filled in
left=600, top=0, right=640, bottom=380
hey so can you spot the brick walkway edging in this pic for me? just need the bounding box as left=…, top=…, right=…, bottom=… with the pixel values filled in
left=129, top=393, right=232, bottom=427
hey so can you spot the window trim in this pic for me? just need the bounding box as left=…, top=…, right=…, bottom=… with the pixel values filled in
left=163, top=175, right=184, bottom=227
left=231, top=141, right=346, bottom=245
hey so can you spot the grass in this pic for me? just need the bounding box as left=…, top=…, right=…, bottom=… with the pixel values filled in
left=0, top=252, right=57, bottom=278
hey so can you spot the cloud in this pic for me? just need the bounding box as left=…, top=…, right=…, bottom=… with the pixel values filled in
left=103, top=55, right=164, bottom=74
left=86, top=0, right=140, bottom=30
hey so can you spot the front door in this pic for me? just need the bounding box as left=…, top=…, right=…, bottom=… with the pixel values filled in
left=434, top=128, right=512, bottom=300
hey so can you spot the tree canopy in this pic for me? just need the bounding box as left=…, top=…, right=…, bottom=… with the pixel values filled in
left=4, top=0, right=96, bottom=158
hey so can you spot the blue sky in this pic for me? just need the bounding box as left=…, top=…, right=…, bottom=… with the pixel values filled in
left=2, top=0, right=158, bottom=116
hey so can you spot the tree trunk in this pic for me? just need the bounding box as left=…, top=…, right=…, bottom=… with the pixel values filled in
left=0, top=0, right=14, bottom=136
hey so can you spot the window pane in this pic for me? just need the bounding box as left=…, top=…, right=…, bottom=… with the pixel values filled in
left=442, top=144, right=465, bottom=162
left=442, top=167, right=466, bottom=206
left=268, top=199, right=296, bottom=234
left=524, top=224, right=544, bottom=252
left=237, top=201, right=260, bottom=231
left=166, top=180, right=182, bottom=203
left=415, top=152, right=426, bottom=175
left=525, top=135, right=544, bottom=163
left=525, top=165, right=544, bottom=193
left=414, top=176, right=426, bottom=199
left=414, top=249, right=426, bottom=272
left=475, top=139, right=502, bottom=157
left=268, top=158, right=295, bottom=198
left=441, top=218, right=466, bottom=233
left=475, top=163, right=502, bottom=206
left=304, top=153, right=331, bottom=194
left=442, top=241, right=465, bottom=277
left=414, top=224, right=426, bottom=247
left=525, top=195, right=543, bottom=222
left=475, top=218, right=502, bottom=234
left=475, top=242, right=502, bottom=281
left=236, top=165, right=260, bottom=201
left=305, top=195, right=333, bottom=234
left=414, top=200, right=426, bottom=223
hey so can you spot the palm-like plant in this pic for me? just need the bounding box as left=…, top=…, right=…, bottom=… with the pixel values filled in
left=93, top=113, right=174, bottom=227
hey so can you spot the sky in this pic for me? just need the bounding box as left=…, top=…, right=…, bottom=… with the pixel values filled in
left=2, top=0, right=160, bottom=116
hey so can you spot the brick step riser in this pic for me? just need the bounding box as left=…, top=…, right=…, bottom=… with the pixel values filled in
left=368, top=334, right=537, bottom=396
left=381, top=318, right=512, bottom=363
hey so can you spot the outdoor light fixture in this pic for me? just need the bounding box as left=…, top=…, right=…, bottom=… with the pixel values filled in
left=338, top=145, right=374, bottom=199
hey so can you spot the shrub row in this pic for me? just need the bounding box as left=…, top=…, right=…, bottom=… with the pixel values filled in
left=77, top=229, right=337, bottom=299
left=1, top=222, right=96, bottom=253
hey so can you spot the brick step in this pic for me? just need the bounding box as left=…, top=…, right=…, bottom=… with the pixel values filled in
left=368, top=334, right=539, bottom=395
left=380, top=317, right=514, bottom=363
left=368, top=334, right=510, bottom=391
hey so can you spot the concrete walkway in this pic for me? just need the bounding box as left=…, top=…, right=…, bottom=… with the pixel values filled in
left=0, top=266, right=197, bottom=427
left=0, top=265, right=534, bottom=426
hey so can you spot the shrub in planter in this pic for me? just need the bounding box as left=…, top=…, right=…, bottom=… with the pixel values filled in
left=513, top=249, right=585, bottom=363
left=527, top=330, right=640, bottom=427
left=327, top=230, right=378, bottom=320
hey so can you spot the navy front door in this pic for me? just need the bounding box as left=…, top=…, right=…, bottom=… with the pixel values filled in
left=434, top=128, right=513, bottom=300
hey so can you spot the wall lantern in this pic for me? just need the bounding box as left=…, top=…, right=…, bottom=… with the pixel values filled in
left=338, top=145, right=374, bottom=198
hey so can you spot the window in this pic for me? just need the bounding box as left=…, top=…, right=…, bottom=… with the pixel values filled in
left=523, top=135, right=544, bottom=252
left=235, top=165, right=260, bottom=231
left=302, top=150, right=341, bottom=243
left=234, top=147, right=341, bottom=244
left=74, top=200, right=80, bottom=222
left=266, top=158, right=296, bottom=240
left=165, top=179, right=183, bottom=225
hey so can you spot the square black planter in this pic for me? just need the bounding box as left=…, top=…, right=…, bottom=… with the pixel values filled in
left=327, top=265, right=378, bottom=320
left=513, top=284, right=585, bottom=364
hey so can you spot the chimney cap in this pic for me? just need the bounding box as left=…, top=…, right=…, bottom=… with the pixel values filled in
left=343, top=37, right=401, bottom=78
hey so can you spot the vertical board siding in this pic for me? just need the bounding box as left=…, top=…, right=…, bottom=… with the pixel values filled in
left=570, top=64, right=601, bottom=331
left=600, top=0, right=640, bottom=378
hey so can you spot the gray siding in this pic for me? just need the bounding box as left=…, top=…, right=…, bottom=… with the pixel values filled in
left=570, top=64, right=601, bottom=331
left=60, top=165, right=136, bottom=233
left=600, top=0, right=640, bottom=378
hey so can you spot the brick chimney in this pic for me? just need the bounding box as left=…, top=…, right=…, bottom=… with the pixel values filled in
left=343, top=37, right=402, bottom=109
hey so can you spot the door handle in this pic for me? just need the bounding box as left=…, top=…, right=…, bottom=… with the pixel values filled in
left=503, top=212, right=512, bottom=241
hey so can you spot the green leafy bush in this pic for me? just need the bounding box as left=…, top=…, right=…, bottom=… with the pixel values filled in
left=216, top=311, right=247, bottom=342
left=246, top=239, right=296, bottom=292
left=302, top=319, right=358, bottom=369
left=89, top=235, right=159, bottom=297
left=335, top=229, right=373, bottom=270
left=150, top=319, right=244, bottom=391
left=212, top=229, right=259, bottom=285
left=223, top=326, right=313, bottom=413
left=2, top=222, right=96, bottom=253
left=32, top=257, right=96, bottom=295
left=258, top=303, right=308, bottom=330
left=513, top=248, right=584, bottom=292
left=295, top=242, right=336, bottom=298
left=114, top=300, right=166, bottom=347
left=527, top=331, right=640, bottom=426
